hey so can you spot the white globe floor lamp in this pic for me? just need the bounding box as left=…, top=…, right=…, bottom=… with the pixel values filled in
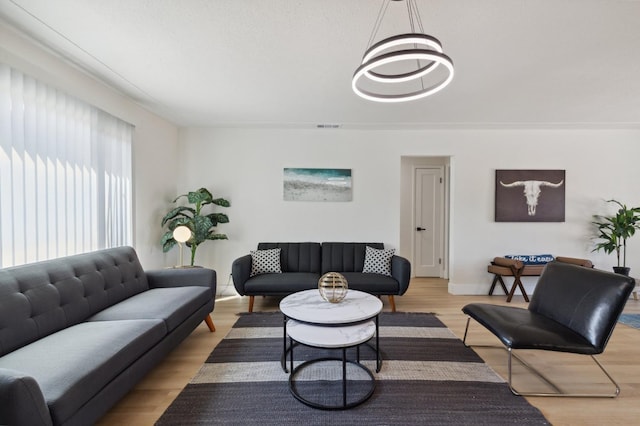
left=172, top=226, right=192, bottom=268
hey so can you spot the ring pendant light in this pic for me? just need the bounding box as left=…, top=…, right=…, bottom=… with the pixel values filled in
left=352, top=0, right=454, bottom=103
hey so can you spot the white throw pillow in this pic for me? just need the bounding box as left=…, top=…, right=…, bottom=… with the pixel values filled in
left=362, top=246, right=395, bottom=276
left=250, top=248, right=282, bottom=277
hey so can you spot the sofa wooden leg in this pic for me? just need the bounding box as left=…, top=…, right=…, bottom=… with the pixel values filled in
left=389, top=295, right=396, bottom=312
left=248, top=295, right=255, bottom=313
left=204, top=314, right=216, bottom=332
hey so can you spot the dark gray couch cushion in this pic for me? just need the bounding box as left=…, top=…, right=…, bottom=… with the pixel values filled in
left=321, top=242, right=384, bottom=273
left=0, top=247, right=148, bottom=356
left=340, top=272, right=399, bottom=295
left=0, top=319, right=165, bottom=425
left=258, top=242, right=321, bottom=273
left=244, top=272, right=320, bottom=295
left=87, top=286, right=211, bottom=332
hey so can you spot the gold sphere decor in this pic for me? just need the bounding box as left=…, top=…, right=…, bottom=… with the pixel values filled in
left=318, top=272, right=349, bottom=303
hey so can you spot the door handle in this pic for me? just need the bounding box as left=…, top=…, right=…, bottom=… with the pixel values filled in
left=416, top=227, right=426, bottom=231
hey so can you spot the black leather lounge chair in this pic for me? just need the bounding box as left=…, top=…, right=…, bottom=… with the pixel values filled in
left=463, top=261, right=635, bottom=397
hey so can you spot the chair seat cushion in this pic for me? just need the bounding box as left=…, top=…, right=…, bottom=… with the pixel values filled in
left=462, top=303, right=598, bottom=354
left=243, top=272, right=320, bottom=295
left=340, top=272, right=399, bottom=295
left=87, top=287, right=211, bottom=332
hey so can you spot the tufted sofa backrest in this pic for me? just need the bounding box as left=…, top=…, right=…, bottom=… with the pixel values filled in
left=321, top=242, right=384, bottom=274
left=257, top=242, right=321, bottom=273
left=0, top=246, right=148, bottom=356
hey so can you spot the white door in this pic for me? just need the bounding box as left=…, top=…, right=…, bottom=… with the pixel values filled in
left=414, top=167, right=444, bottom=277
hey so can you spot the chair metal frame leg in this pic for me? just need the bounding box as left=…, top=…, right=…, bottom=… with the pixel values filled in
left=463, top=317, right=620, bottom=398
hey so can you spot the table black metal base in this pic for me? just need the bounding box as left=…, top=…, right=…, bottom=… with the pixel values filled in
left=288, top=351, right=376, bottom=410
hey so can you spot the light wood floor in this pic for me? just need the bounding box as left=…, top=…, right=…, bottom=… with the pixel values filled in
left=97, top=278, right=640, bottom=425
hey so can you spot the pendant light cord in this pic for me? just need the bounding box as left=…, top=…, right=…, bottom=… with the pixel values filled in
left=366, top=0, right=391, bottom=50
left=408, top=0, right=425, bottom=33
left=406, top=0, right=426, bottom=90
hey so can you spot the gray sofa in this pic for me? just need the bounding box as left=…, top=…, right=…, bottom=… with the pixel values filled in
left=0, top=246, right=216, bottom=426
left=232, top=242, right=411, bottom=312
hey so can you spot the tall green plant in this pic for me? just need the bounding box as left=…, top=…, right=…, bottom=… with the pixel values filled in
left=161, top=187, right=230, bottom=266
left=592, top=199, right=640, bottom=268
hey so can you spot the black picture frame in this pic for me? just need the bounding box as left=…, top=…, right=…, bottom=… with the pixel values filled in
left=495, top=169, right=565, bottom=222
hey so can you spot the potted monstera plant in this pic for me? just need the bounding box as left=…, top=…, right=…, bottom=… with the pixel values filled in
left=592, top=199, right=640, bottom=275
left=161, top=187, right=230, bottom=266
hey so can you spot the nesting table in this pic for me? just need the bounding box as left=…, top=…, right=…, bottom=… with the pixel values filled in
left=279, top=289, right=383, bottom=409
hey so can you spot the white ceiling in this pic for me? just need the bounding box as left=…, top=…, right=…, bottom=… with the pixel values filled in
left=2, top=0, right=640, bottom=129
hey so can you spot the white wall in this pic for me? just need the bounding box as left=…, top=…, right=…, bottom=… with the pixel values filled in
left=0, top=25, right=179, bottom=269
left=5, top=24, right=640, bottom=293
left=179, top=127, right=640, bottom=295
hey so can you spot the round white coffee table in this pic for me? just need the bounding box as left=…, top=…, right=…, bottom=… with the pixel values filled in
left=280, top=289, right=383, bottom=324
left=280, top=289, right=383, bottom=410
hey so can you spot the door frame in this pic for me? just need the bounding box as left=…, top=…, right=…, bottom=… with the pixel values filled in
left=399, top=156, right=451, bottom=279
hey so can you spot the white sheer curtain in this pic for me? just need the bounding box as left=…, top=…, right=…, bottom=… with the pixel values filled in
left=0, top=63, right=133, bottom=267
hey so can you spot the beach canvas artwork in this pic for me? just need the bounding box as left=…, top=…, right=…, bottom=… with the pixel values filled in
left=283, top=168, right=352, bottom=202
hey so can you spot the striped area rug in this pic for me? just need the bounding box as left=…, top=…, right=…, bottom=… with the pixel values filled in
left=156, top=312, right=549, bottom=425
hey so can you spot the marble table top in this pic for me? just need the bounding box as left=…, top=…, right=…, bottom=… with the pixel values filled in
left=280, top=289, right=382, bottom=325
left=286, top=319, right=376, bottom=349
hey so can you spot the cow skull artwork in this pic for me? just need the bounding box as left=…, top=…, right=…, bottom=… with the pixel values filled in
left=499, top=180, right=564, bottom=216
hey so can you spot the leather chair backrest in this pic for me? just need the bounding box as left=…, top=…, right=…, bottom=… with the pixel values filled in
left=257, top=242, right=321, bottom=273
left=529, top=261, right=634, bottom=353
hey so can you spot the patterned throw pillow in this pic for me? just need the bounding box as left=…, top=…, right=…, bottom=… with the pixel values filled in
left=250, top=248, right=282, bottom=277
left=362, top=246, right=395, bottom=276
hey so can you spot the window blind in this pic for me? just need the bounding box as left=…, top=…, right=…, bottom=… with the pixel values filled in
left=0, top=63, right=133, bottom=267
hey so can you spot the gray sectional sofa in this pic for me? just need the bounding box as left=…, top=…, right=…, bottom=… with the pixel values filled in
left=0, top=246, right=216, bottom=426
left=232, top=242, right=411, bottom=312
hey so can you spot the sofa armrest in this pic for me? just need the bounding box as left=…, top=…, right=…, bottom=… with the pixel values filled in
left=391, top=255, right=411, bottom=295
left=231, top=254, right=252, bottom=295
left=146, top=268, right=216, bottom=295
left=0, top=368, right=52, bottom=426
